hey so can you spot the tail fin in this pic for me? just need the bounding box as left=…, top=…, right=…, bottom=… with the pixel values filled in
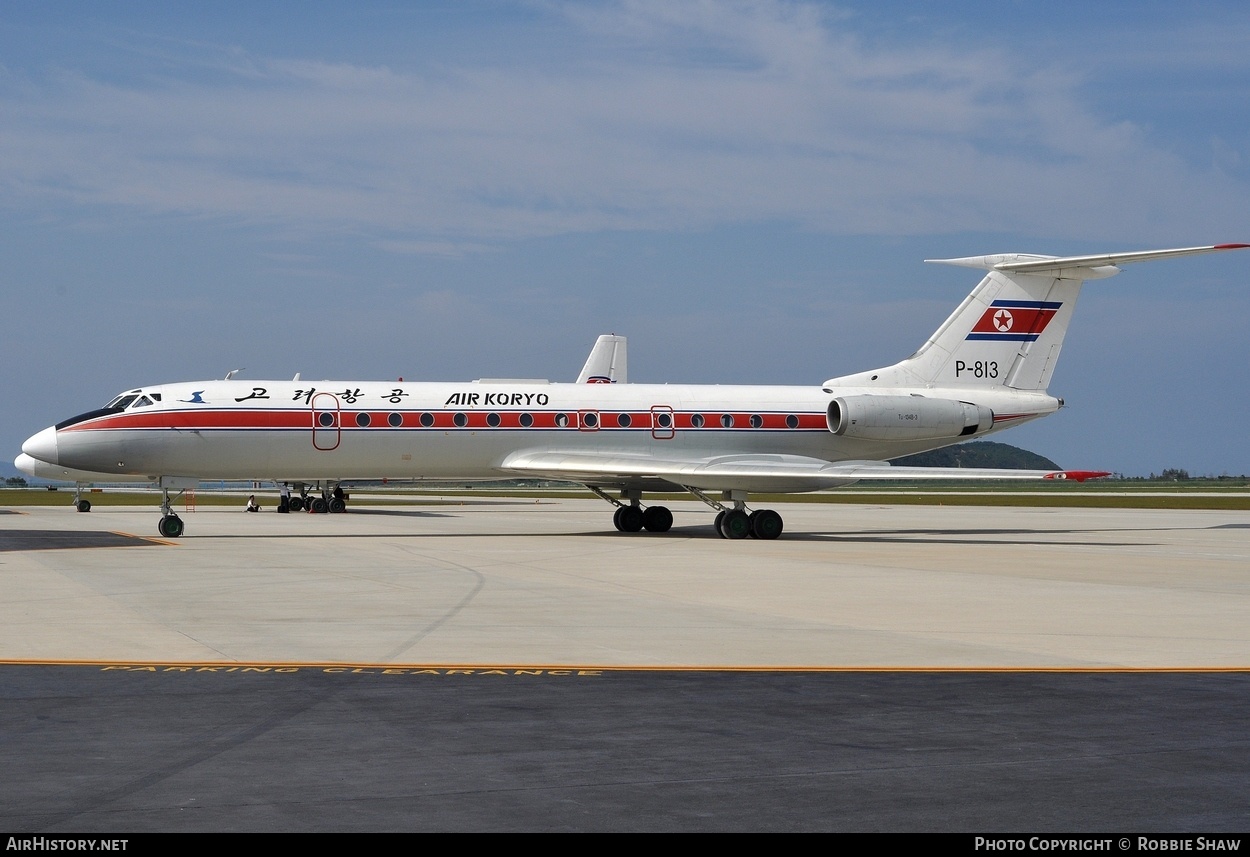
left=576, top=334, right=628, bottom=384
left=893, top=255, right=1091, bottom=392
left=828, top=244, right=1248, bottom=392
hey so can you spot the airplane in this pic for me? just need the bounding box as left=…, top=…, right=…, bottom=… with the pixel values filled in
left=16, top=334, right=629, bottom=514
left=17, top=244, right=1248, bottom=540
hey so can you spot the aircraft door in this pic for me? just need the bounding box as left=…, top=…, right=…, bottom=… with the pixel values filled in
left=651, top=405, right=675, bottom=440
left=311, top=393, right=342, bottom=451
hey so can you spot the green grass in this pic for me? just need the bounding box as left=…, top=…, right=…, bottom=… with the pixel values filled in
left=4, top=483, right=1249, bottom=511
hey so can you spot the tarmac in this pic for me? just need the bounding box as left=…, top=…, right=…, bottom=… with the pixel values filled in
left=2, top=497, right=1248, bottom=832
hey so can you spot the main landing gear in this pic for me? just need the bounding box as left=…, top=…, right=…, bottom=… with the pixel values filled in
left=590, top=486, right=784, bottom=540
left=590, top=487, right=674, bottom=533
left=287, top=483, right=348, bottom=514
left=710, top=507, right=783, bottom=540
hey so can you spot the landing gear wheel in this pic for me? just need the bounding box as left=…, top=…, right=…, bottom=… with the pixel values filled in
left=642, top=505, right=673, bottom=533
left=329, top=498, right=347, bottom=513
left=311, top=497, right=329, bottom=513
left=612, top=507, right=625, bottom=531
left=288, top=497, right=305, bottom=512
left=158, top=515, right=184, bottom=538
left=618, top=506, right=644, bottom=533
left=76, top=500, right=91, bottom=513
left=748, top=509, right=783, bottom=540
left=713, top=510, right=727, bottom=538
left=719, top=509, right=751, bottom=540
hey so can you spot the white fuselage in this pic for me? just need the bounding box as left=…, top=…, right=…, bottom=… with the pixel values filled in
left=25, top=377, right=1058, bottom=487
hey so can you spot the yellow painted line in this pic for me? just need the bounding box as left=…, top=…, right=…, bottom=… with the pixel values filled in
left=111, top=530, right=179, bottom=546
left=0, top=658, right=1248, bottom=673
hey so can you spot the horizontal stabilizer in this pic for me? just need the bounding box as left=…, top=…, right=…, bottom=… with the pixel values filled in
left=927, top=243, right=1250, bottom=276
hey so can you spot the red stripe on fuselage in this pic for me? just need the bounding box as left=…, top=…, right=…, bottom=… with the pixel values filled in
left=60, top=409, right=831, bottom=433
left=61, top=410, right=309, bottom=431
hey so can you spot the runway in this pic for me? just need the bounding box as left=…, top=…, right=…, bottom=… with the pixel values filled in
left=2, top=498, right=1248, bottom=831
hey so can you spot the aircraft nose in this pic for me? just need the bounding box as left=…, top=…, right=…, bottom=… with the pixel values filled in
left=21, top=426, right=59, bottom=465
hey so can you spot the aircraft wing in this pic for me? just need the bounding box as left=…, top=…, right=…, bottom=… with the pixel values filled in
left=499, top=450, right=1108, bottom=494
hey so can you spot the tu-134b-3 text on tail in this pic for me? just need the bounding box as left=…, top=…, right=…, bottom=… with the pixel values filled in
left=17, top=243, right=1248, bottom=540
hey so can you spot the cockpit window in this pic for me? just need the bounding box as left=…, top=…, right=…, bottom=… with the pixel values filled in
left=131, top=396, right=154, bottom=408
left=107, top=395, right=139, bottom=410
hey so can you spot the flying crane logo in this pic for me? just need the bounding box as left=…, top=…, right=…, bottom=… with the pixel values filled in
left=966, top=300, right=1061, bottom=342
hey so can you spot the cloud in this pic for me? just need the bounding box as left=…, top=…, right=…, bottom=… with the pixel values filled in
left=0, top=1, right=1246, bottom=249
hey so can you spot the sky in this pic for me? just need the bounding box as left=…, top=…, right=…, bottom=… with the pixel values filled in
left=2, top=0, right=1249, bottom=478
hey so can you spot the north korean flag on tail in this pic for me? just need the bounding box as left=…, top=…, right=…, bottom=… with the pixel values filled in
left=965, top=299, right=1062, bottom=341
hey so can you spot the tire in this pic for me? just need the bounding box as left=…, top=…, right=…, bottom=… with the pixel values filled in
left=713, top=510, right=726, bottom=538
left=311, top=498, right=329, bottom=514
left=718, top=509, right=751, bottom=540
left=76, top=500, right=91, bottom=513
left=618, top=506, right=644, bottom=533
left=329, top=498, right=347, bottom=513
left=612, top=507, right=626, bottom=531
left=158, top=515, right=184, bottom=538
left=749, top=509, right=784, bottom=540
left=288, top=497, right=305, bottom=512
left=642, top=505, right=673, bottom=533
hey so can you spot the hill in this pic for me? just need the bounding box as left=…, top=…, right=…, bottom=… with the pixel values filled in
left=891, top=441, right=1059, bottom=470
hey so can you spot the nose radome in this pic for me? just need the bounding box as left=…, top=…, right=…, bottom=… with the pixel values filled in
left=21, top=426, right=59, bottom=465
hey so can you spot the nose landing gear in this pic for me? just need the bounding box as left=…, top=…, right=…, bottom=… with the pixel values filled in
left=157, top=483, right=185, bottom=538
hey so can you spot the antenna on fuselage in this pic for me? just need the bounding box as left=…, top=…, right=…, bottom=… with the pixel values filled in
left=225, top=368, right=244, bottom=380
